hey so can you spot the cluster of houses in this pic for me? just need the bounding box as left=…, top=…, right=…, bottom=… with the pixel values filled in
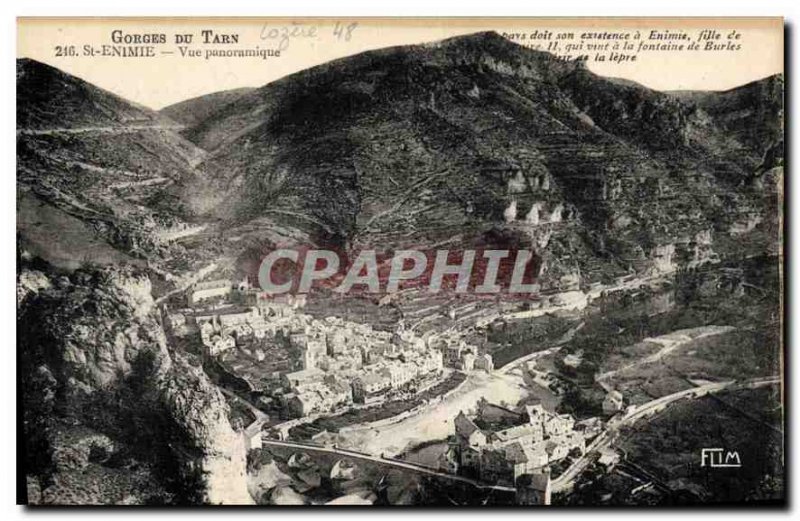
left=280, top=367, right=354, bottom=418
left=441, top=400, right=587, bottom=487
left=279, top=321, right=447, bottom=415
left=166, top=277, right=496, bottom=418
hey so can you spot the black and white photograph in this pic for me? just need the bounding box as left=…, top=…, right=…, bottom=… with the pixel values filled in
left=14, top=15, right=785, bottom=508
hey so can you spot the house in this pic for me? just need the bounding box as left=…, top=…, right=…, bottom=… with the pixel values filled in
left=474, top=401, right=524, bottom=427
left=387, top=361, right=417, bottom=388
left=199, top=321, right=215, bottom=342
left=166, top=313, right=186, bottom=330
left=597, top=446, right=620, bottom=469
left=288, top=330, right=308, bottom=349
left=206, top=334, right=235, bottom=356
left=575, top=417, right=603, bottom=438
left=327, top=329, right=349, bottom=356
left=251, top=321, right=271, bottom=339
left=460, top=352, right=476, bottom=372
left=244, top=428, right=263, bottom=451
left=449, top=401, right=585, bottom=484
left=480, top=446, right=515, bottom=481
left=231, top=323, right=254, bottom=343
left=237, top=276, right=252, bottom=292
left=283, top=367, right=325, bottom=390
left=455, top=411, right=488, bottom=449
left=301, top=339, right=326, bottom=369
left=443, top=343, right=467, bottom=367
left=439, top=444, right=461, bottom=474
left=563, top=350, right=584, bottom=368
left=325, top=377, right=353, bottom=409
left=352, top=371, right=392, bottom=404
left=258, top=293, right=307, bottom=309
left=217, top=307, right=257, bottom=328
left=504, top=442, right=549, bottom=478
left=474, top=353, right=494, bottom=372
left=287, top=392, right=318, bottom=417
left=193, top=311, right=217, bottom=327
left=288, top=378, right=353, bottom=417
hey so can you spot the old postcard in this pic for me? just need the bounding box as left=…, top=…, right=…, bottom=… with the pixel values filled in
left=16, top=17, right=784, bottom=506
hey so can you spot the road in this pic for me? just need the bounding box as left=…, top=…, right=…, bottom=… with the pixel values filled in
left=217, top=387, right=269, bottom=439
left=241, top=375, right=779, bottom=496
left=17, top=124, right=186, bottom=136
left=259, top=438, right=515, bottom=493
left=495, top=320, right=586, bottom=376
left=497, top=346, right=562, bottom=375
left=595, top=325, right=736, bottom=382
left=340, top=370, right=528, bottom=457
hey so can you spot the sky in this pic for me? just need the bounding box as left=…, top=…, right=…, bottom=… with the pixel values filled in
left=17, top=17, right=783, bottom=110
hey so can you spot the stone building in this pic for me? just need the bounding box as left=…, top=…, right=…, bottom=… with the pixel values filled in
left=449, top=400, right=585, bottom=485
left=188, top=279, right=232, bottom=306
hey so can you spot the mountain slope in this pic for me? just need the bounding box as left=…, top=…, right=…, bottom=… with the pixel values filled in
left=17, top=58, right=173, bottom=130
left=670, top=74, right=784, bottom=166
left=176, top=31, right=781, bottom=288
left=18, top=264, right=251, bottom=504
left=160, top=87, right=255, bottom=128
left=17, top=59, right=208, bottom=271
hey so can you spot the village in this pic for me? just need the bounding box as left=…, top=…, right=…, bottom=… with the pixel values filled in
left=158, top=272, right=637, bottom=498
left=162, top=276, right=497, bottom=422
left=440, top=398, right=602, bottom=502
left=157, top=270, right=764, bottom=506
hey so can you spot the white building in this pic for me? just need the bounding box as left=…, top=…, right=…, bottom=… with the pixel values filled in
left=188, top=279, right=232, bottom=306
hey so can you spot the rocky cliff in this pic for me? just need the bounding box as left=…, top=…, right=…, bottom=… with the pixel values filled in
left=159, top=358, right=253, bottom=504
left=18, top=259, right=252, bottom=504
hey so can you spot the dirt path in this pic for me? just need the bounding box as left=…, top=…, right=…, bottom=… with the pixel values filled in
left=17, top=124, right=186, bottom=136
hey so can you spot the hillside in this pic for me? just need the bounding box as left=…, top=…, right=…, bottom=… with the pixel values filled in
left=175, top=31, right=781, bottom=289
left=17, top=58, right=174, bottom=130
left=16, top=59, right=208, bottom=271
left=670, top=75, right=784, bottom=165
left=160, top=87, right=255, bottom=127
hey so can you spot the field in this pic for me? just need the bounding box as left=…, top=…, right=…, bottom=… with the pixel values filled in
left=553, top=258, right=781, bottom=416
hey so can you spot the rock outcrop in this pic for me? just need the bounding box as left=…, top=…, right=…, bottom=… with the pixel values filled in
left=160, top=358, right=253, bottom=504
left=18, top=262, right=252, bottom=504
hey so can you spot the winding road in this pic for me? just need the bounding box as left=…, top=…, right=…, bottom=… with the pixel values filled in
left=17, top=124, right=186, bottom=136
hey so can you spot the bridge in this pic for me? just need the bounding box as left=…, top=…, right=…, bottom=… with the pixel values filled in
left=230, top=375, right=779, bottom=496
left=259, top=438, right=515, bottom=493
left=220, top=332, right=780, bottom=498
